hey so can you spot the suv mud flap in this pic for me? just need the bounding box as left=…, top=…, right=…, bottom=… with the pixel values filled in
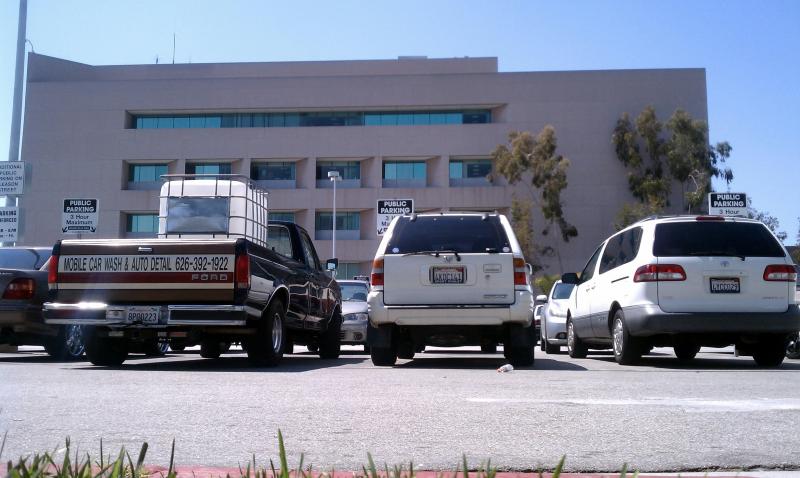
left=368, top=324, right=393, bottom=348
left=506, top=323, right=536, bottom=348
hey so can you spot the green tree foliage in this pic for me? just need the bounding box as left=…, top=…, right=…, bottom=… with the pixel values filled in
left=793, top=219, right=800, bottom=263
left=747, top=199, right=788, bottom=243
left=534, top=274, right=560, bottom=296
left=612, top=106, right=734, bottom=223
left=491, top=126, right=578, bottom=271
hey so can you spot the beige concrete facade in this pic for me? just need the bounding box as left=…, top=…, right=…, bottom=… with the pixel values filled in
left=18, top=53, right=707, bottom=276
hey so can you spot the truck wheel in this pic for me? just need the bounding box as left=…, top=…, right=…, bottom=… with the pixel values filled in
left=84, top=327, right=128, bottom=366
left=144, top=338, right=170, bottom=356
left=283, top=337, right=293, bottom=354
left=44, top=325, right=85, bottom=360
left=480, top=344, right=497, bottom=354
left=566, top=318, right=588, bottom=359
left=318, top=311, right=342, bottom=359
left=370, top=345, right=397, bottom=366
left=753, top=335, right=786, bottom=367
left=200, top=340, right=224, bottom=359
left=673, top=343, right=700, bottom=361
left=246, top=300, right=285, bottom=366
left=612, top=310, right=642, bottom=365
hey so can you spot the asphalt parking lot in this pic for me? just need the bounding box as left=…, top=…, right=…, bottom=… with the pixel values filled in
left=1, top=345, right=799, bottom=473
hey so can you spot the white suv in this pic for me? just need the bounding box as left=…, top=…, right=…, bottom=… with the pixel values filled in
left=562, top=215, right=799, bottom=367
left=367, top=212, right=536, bottom=366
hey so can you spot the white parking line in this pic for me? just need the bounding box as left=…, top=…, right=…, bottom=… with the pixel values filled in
left=466, top=397, right=800, bottom=413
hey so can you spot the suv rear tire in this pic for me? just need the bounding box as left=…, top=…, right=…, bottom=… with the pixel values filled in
left=612, top=310, right=642, bottom=365
left=371, top=345, right=397, bottom=366
left=566, top=318, right=588, bottom=358
left=504, top=345, right=534, bottom=367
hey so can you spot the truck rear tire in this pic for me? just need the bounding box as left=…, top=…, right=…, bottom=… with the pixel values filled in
left=84, top=327, right=128, bottom=366
left=44, top=324, right=85, bottom=361
left=246, top=300, right=286, bottom=366
left=318, top=311, right=342, bottom=359
left=200, top=340, right=224, bottom=359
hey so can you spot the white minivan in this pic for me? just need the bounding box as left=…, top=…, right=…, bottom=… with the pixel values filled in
left=562, top=215, right=800, bottom=367
left=367, top=212, right=536, bottom=366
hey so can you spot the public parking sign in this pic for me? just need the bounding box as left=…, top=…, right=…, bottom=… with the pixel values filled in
left=62, top=198, right=99, bottom=233
left=708, top=192, right=747, bottom=217
left=377, top=199, right=414, bottom=236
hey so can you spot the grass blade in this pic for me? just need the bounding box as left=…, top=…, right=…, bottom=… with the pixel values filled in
left=552, top=455, right=565, bottom=478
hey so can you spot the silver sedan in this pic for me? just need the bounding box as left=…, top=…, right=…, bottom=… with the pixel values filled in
left=540, top=280, right=575, bottom=354
left=338, top=280, right=370, bottom=352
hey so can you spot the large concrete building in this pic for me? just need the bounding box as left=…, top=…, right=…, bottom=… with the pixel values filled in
left=18, top=53, right=707, bottom=277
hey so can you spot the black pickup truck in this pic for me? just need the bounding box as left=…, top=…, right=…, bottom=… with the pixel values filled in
left=43, top=177, right=342, bottom=367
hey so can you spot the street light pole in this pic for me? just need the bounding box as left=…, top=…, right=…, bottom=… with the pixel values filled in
left=328, top=170, right=341, bottom=276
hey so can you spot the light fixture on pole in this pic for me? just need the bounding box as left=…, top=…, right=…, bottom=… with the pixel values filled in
left=328, top=170, right=341, bottom=276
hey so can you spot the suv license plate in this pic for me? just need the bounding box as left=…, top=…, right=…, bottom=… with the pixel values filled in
left=126, top=306, right=161, bottom=324
left=431, top=266, right=466, bottom=284
left=710, top=278, right=740, bottom=294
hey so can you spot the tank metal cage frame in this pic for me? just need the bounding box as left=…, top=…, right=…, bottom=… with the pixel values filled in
left=158, top=174, right=270, bottom=248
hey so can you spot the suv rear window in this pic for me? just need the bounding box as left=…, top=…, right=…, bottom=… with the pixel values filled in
left=386, top=215, right=510, bottom=254
left=653, top=222, right=785, bottom=258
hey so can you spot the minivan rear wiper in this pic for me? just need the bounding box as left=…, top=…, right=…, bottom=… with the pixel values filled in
left=685, top=251, right=746, bottom=261
left=403, top=249, right=462, bottom=262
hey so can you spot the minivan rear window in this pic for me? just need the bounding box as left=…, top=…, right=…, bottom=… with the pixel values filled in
left=386, top=215, right=510, bottom=254
left=653, top=222, right=785, bottom=258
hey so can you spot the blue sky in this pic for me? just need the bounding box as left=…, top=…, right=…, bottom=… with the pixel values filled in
left=1, top=0, right=798, bottom=243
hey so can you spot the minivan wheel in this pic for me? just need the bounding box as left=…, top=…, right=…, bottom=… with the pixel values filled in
left=674, top=343, right=701, bottom=362
left=370, top=345, right=397, bottom=366
left=566, top=319, right=588, bottom=358
left=612, top=310, right=642, bottom=365
left=753, top=336, right=786, bottom=367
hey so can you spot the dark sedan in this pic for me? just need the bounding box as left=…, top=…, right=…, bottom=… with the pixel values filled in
left=0, top=247, right=84, bottom=359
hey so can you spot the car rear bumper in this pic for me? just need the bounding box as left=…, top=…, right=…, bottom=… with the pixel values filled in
left=43, top=302, right=247, bottom=327
left=0, top=306, right=55, bottom=336
left=367, top=290, right=533, bottom=327
left=623, top=304, right=800, bottom=336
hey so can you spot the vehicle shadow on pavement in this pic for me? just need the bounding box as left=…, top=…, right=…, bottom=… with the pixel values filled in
left=67, top=354, right=367, bottom=372
left=394, top=356, right=588, bottom=371
left=587, top=354, right=800, bottom=370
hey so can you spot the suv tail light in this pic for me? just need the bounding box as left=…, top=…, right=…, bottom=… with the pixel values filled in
left=47, top=254, right=59, bottom=288
left=3, top=278, right=35, bottom=300
left=235, top=253, right=250, bottom=289
left=513, top=257, right=529, bottom=287
left=763, top=264, right=797, bottom=282
left=634, top=264, right=686, bottom=282
left=371, top=257, right=384, bottom=289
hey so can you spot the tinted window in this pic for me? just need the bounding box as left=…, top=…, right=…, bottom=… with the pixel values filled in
left=299, top=231, right=321, bottom=270
left=386, top=216, right=510, bottom=254
left=599, top=227, right=643, bottom=274
left=0, top=249, right=51, bottom=269
left=654, top=222, right=785, bottom=257
left=580, top=246, right=603, bottom=283
left=552, top=282, right=575, bottom=300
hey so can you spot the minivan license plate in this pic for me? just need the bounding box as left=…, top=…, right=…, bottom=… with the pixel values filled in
left=710, top=278, right=740, bottom=294
left=431, top=266, right=465, bottom=284
left=126, top=306, right=161, bottom=324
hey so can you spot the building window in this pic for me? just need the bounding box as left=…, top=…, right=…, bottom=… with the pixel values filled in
left=128, top=164, right=168, bottom=190
left=186, top=163, right=232, bottom=175
left=269, top=212, right=296, bottom=223
left=126, top=213, right=159, bottom=234
left=449, top=159, right=492, bottom=186
left=251, top=162, right=295, bottom=180
left=131, top=109, right=492, bottom=129
left=315, top=211, right=360, bottom=240
left=336, top=262, right=362, bottom=280
left=316, top=161, right=360, bottom=180
left=383, top=161, right=426, bottom=187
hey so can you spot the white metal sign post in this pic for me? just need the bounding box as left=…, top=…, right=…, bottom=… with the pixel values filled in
left=0, top=162, right=25, bottom=196
left=0, top=207, right=19, bottom=242
left=62, top=198, right=99, bottom=234
left=708, top=192, right=747, bottom=217
left=377, top=199, right=414, bottom=236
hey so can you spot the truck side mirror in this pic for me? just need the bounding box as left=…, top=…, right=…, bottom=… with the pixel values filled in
left=561, top=272, right=579, bottom=285
left=326, top=258, right=338, bottom=271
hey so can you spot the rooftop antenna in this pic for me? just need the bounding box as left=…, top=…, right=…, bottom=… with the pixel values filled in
left=172, top=33, right=175, bottom=64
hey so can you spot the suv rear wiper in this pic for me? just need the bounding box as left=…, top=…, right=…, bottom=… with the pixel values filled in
left=686, top=251, right=746, bottom=261
left=403, top=249, right=462, bottom=262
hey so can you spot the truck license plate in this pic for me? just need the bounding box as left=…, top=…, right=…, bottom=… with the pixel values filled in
left=430, top=266, right=466, bottom=284
left=126, top=306, right=161, bottom=324
left=710, top=277, right=740, bottom=294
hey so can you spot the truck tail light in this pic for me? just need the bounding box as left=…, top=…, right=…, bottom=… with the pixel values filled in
left=3, top=278, right=35, bottom=300
left=763, top=264, right=797, bottom=282
left=371, top=257, right=384, bottom=289
left=634, top=264, right=686, bottom=282
left=513, top=257, right=529, bottom=287
left=235, top=253, right=250, bottom=289
left=47, top=255, right=59, bottom=288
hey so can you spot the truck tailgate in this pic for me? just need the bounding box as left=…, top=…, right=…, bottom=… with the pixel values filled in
left=52, top=239, right=238, bottom=303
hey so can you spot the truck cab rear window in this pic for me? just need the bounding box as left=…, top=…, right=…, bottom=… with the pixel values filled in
left=166, top=197, right=230, bottom=234
left=653, top=222, right=785, bottom=258
left=387, top=216, right=510, bottom=254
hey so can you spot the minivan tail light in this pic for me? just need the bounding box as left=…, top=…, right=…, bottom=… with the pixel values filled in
left=513, top=257, right=528, bottom=286
left=47, top=255, right=59, bottom=288
left=3, top=278, right=35, bottom=300
left=633, top=264, right=686, bottom=282
left=763, top=264, right=797, bottom=282
left=235, top=253, right=250, bottom=289
left=371, top=257, right=384, bottom=289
